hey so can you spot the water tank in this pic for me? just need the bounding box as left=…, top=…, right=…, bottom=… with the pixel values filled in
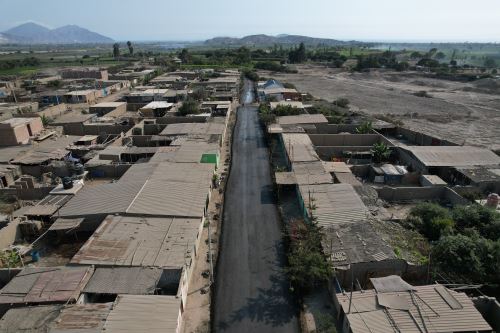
left=62, top=177, right=73, bottom=189
left=485, top=193, right=499, bottom=209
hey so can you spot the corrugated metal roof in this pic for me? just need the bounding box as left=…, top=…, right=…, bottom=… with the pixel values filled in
left=0, top=267, right=93, bottom=305
left=103, top=295, right=181, bottom=333
left=322, top=221, right=396, bottom=267
left=277, top=114, right=328, bottom=125
left=50, top=303, right=112, bottom=333
left=60, top=161, right=213, bottom=218
left=292, top=161, right=333, bottom=185
left=0, top=305, right=62, bottom=333
left=58, top=181, right=144, bottom=217
left=299, top=183, right=368, bottom=227
left=71, top=215, right=200, bottom=268
left=338, top=283, right=492, bottom=333
left=404, top=146, right=500, bottom=167
left=83, top=267, right=162, bottom=295
left=49, top=218, right=84, bottom=231
left=150, top=142, right=218, bottom=164
left=160, top=122, right=225, bottom=136
left=282, top=133, right=319, bottom=163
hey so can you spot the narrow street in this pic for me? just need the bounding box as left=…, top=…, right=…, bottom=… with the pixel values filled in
left=213, top=80, right=299, bottom=333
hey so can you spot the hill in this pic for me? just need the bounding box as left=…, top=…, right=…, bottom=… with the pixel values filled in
left=1, top=22, right=113, bottom=44
left=204, top=34, right=366, bottom=47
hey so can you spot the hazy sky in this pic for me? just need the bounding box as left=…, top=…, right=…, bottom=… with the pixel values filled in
left=1, top=0, right=499, bottom=42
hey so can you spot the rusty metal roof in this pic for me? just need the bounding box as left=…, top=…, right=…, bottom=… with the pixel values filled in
left=0, top=266, right=93, bottom=305
left=50, top=303, right=112, bottom=332
left=70, top=215, right=200, bottom=269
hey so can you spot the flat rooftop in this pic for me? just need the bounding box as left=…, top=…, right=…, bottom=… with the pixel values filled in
left=71, top=215, right=200, bottom=268
left=59, top=161, right=214, bottom=218
left=160, top=122, right=225, bottom=136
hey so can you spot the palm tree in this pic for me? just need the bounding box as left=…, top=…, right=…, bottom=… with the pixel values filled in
left=126, top=41, right=133, bottom=55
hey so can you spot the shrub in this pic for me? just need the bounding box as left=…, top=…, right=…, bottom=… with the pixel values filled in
left=178, top=99, right=199, bottom=116
left=334, top=97, right=350, bottom=108
left=409, top=203, right=452, bottom=240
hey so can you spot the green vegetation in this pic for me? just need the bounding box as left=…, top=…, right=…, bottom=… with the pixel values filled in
left=308, top=100, right=348, bottom=124
left=257, top=103, right=276, bottom=125
left=355, top=121, right=373, bottom=134
left=405, top=202, right=500, bottom=287
left=371, top=142, right=391, bottom=163
left=0, top=250, right=22, bottom=268
left=178, top=99, right=200, bottom=116
left=285, top=220, right=332, bottom=294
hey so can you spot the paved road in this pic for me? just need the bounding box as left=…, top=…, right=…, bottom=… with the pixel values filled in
left=213, top=80, right=299, bottom=333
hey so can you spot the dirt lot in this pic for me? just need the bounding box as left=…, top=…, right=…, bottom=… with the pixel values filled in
left=267, top=65, right=500, bottom=151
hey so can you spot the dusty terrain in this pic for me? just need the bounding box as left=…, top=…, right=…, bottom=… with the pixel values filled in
left=268, top=65, right=500, bottom=151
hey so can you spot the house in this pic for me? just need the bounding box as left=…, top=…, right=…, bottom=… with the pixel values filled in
left=200, top=101, right=232, bottom=116
left=0, top=295, right=183, bottom=333
left=323, top=220, right=404, bottom=287
left=0, top=117, right=43, bottom=146
left=0, top=266, right=93, bottom=315
left=89, top=101, right=127, bottom=117
left=61, top=67, right=108, bottom=80
left=63, top=90, right=98, bottom=104
left=139, top=101, right=174, bottom=117
left=334, top=275, right=492, bottom=333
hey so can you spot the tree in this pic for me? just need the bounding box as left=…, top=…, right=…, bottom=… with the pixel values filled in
left=112, top=43, right=120, bottom=58
left=410, top=51, right=423, bottom=59
left=178, top=99, right=199, bottom=116
left=371, top=142, right=391, bottom=163
left=179, top=49, right=191, bottom=64
left=484, top=57, right=497, bottom=68
left=408, top=203, right=453, bottom=241
left=434, top=51, right=446, bottom=60
left=286, top=222, right=332, bottom=293
left=126, top=41, right=133, bottom=55
left=288, top=42, right=307, bottom=64
left=432, top=233, right=499, bottom=283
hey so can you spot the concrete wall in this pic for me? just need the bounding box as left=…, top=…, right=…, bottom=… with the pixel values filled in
left=473, top=296, right=500, bottom=332
left=87, top=163, right=131, bottom=178
left=0, top=219, right=21, bottom=249
left=376, top=186, right=467, bottom=204
left=82, top=123, right=131, bottom=136
left=0, top=186, right=54, bottom=200
left=309, top=134, right=382, bottom=147
left=395, top=127, right=458, bottom=146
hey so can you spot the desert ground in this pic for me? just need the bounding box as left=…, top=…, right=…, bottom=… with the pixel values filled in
left=268, top=65, right=500, bottom=151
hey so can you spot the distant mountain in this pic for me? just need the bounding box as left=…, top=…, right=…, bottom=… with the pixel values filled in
left=204, top=34, right=367, bottom=47
left=0, top=22, right=113, bottom=44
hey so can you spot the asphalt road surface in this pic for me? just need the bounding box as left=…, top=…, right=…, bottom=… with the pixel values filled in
left=213, top=80, right=299, bottom=333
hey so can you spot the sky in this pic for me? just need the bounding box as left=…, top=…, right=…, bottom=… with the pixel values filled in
left=1, top=0, right=499, bottom=42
